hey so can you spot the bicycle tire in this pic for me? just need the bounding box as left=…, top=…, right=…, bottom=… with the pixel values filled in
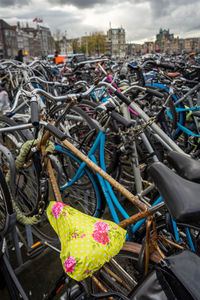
left=49, top=104, right=100, bottom=155
left=31, top=146, right=105, bottom=243
left=77, top=100, right=121, bottom=176
left=0, top=117, right=57, bottom=244
left=0, top=167, right=13, bottom=235
left=50, top=101, right=119, bottom=178
left=145, top=84, right=186, bottom=140
left=182, top=118, right=200, bottom=154
left=54, top=146, right=105, bottom=218
left=89, top=241, right=160, bottom=297
left=0, top=116, right=42, bottom=217
left=133, top=215, right=189, bottom=256
left=0, top=116, right=30, bottom=155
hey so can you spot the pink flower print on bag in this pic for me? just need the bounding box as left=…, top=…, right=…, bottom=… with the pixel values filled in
left=94, top=221, right=110, bottom=232
left=64, top=256, right=76, bottom=273
left=72, top=233, right=78, bottom=238
left=92, top=230, right=110, bottom=245
left=52, top=202, right=65, bottom=219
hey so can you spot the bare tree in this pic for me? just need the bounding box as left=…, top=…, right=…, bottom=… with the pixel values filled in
left=53, top=29, right=63, bottom=52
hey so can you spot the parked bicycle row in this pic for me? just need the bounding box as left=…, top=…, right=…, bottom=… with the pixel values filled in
left=0, top=54, right=200, bottom=299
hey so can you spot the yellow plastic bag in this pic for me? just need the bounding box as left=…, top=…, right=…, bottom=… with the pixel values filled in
left=47, top=201, right=126, bottom=281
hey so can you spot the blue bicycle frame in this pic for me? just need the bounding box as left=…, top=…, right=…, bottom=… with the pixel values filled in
left=146, top=82, right=200, bottom=140
left=146, top=82, right=184, bottom=139
left=55, top=112, right=197, bottom=249
left=57, top=130, right=130, bottom=224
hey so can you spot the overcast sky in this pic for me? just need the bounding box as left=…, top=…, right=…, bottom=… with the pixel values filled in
left=0, top=0, right=200, bottom=43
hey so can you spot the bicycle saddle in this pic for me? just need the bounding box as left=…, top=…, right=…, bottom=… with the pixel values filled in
left=166, top=72, right=180, bottom=78
left=47, top=201, right=126, bottom=281
left=167, top=151, right=200, bottom=183
left=148, top=162, right=200, bottom=224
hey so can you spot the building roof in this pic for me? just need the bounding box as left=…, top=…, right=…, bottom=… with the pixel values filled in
left=0, top=19, right=15, bottom=30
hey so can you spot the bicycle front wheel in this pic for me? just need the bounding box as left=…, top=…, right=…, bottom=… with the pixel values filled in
left=54, top=146, right=105, bottom=218
left=0, top=116, right=41, bottom=217
left=0, top=167, right=13, bottom=235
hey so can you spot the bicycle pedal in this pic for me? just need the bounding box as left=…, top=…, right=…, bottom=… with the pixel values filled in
left=27, top=241, right=45, bottom=259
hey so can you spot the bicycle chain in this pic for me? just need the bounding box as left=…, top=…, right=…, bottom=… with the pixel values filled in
left=106, top=116, right=156, bottom=148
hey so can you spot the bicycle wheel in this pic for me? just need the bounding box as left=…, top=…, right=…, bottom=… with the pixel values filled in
left=143, top=84, right=186, bottom=139
left=54, top=102, right=119, bottom=178
left=134, top=214, right=190, bottom=256
left=0, top=116, right=42, bottom=217
left=54, top=146, right=105, bottom=218
left=49, top=104, right=100, bottom=154
left=89, top=242, right=158, bottom=297
left=0, top=116, right=30, bottom=157
left=78, top=100, right=121, bottom=176
left=0, top=166, right=13, bottom=236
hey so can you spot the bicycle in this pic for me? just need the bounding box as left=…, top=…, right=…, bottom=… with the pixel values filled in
left=0, top=147, right=132, bottom=300
left=0, top=151, right=29, bottom=300
left=0, top=61, right=197, bottom=299
left=1, top=82, right=183, bottom=248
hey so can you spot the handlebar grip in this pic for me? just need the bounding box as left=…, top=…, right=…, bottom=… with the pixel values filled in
left=111, top=111, right=133, bottom=128
left=158, top=62, right=175, bottom=70
left=30, top=99, right=39, bottom=126
left=45, top=124, right=67, bottom=141
left=114, top=90, right=131, bottom=106
left=145, top=88, right=164, bottom=98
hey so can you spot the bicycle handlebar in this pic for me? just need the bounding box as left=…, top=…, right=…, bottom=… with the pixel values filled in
left=95, top=100, right=133, bottom=127
left=114, top=89, right=132, bottom=106
left=31, top=84, right=96, bottom=101
left=145, top=87, right=164, bottom=98
left=30, top=96, right=39, bottom=126
left=74, top=58, right=108, bottom=67
left=158, top=62, right=175, bottom=70
left=141, top=59, right=175, bottom=70
left=111, top=110, right=133, bottom=128
left=8, top=82, right=96, bottom=115
left=97, top=82, right=164, bottom=107
left=29, top=76, right=70, bottom=87
left=7, top=77, right=163, bottom=120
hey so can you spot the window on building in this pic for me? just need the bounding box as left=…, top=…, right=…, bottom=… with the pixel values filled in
left=112, top=29, right=118, bottom=34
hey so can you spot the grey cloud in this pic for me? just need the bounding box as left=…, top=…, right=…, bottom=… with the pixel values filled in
left=47, top=0, right=109, bottom=8
left=148, top=0, right=200, bottom=17
left=1, top=0, right=200, bottom=42
left=1, top=6, right=97, bottom=37
left=0, top=0, right=200, bottom=14
left=189, top=24, right=200, bottom=31
left=0, top=0, right=29, bottom=7
left=126, top=0, right=200, bottom=18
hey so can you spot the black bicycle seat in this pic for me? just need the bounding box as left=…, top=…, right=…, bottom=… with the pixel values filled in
left=167, top=151, right=200, bottom=183
left=148, top=162, right=200, bottom=224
